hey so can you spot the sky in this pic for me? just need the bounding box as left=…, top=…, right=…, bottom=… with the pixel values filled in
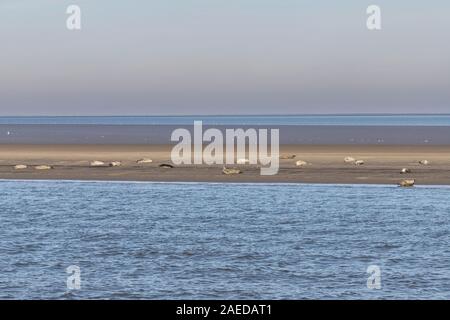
left=0, top=0, right=449, bottom=115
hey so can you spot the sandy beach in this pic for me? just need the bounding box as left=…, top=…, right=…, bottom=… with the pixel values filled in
left=1, top=144, right=449, bottom=185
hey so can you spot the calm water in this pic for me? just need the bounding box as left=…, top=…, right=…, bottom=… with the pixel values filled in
left=2, top=115, right=450, bottom=145
left=1, top=180, right=450, bottom=300
left=1, top=114, right=450, bottom=126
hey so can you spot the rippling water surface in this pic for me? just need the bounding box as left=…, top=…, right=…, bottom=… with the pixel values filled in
left=1, top=181, right=450, bottom=299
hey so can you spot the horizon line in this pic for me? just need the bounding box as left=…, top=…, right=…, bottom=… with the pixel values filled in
left=1, top=113, right=450, bottom=118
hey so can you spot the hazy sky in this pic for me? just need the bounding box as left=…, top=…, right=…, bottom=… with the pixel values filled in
left=0, top=0, right=449, bottom=115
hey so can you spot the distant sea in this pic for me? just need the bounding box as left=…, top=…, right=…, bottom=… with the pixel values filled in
left=1, top=114, right=450, bottom=126
left=1, top=180, right=450, bottom=299
left=1, top=115, right=450, bottom=144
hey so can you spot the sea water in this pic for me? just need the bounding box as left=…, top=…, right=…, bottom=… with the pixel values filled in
left=2, top=115, right=450, bottom=144
left=1, top=180, right=449, bottom=299
left=0, top=114, right=449, bottom=126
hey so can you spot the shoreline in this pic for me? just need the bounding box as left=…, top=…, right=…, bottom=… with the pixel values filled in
left=1, top=144, right=450, bottom=185
left=2, top=178, right=450, bottom=188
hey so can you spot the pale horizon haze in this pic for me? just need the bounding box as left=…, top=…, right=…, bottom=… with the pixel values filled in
left=0, top=0, right=449, bottom=116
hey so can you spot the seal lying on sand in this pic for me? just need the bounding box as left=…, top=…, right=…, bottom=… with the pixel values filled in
left=109, top=161, right=122, bottom=167
left=90, top=161, right=106, bottom=167
left=419, top=160, right=429, bottom=165
left=280, top=154, right=296, bottom=160
left=136, top=158, right=153, bottom=164
left=35, top=165, right=53, bottom=170
left=344, top=157, right=356, bottom=163
left=222, top=167, right=241, bottom=175
left=295, top=160, right=308, bottom=167
left=236, top=158, right=249, bottom=164
left=399, top=179, right=415, bottom=187
left=14, top=165, right=28, bottom=170
left=159, top=163, right=174, bottom=169
left=401, top=168, right=411, bottom=174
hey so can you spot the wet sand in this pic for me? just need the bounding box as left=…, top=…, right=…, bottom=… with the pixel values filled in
left=1, top=144, right=450, bottom=185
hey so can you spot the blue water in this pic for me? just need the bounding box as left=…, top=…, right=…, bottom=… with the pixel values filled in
left=1, top=180, right=450, bottom=299
left=1, top=114, right=449, bottom=126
